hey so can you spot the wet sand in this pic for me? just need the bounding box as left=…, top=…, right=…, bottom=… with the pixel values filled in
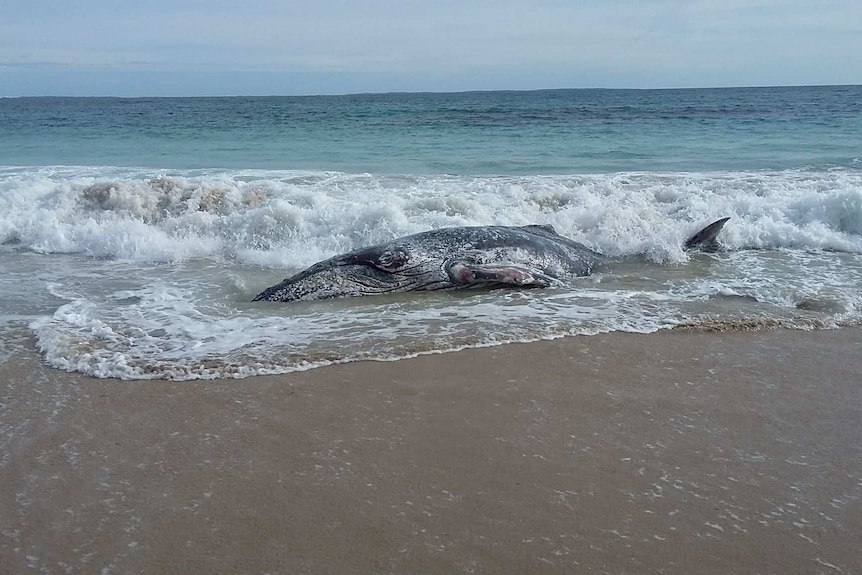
left=1, top=328, right=861, bottom=574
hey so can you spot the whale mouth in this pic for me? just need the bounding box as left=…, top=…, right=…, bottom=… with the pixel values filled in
left=253, top=263, right=413, bottom=302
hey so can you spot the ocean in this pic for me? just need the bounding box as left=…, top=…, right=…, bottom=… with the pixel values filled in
left=1, top=86, right=861, bottom=379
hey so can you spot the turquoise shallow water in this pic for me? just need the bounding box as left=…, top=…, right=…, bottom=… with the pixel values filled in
left=2, top=85, right=861, bottom=174
left=1, top=86, right=861, bottom=379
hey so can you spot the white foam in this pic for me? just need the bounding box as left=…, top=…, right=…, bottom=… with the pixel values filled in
left=5, top=165, right=861, bottom=380
left=2, top=167, right=862, bottom=268
left=27, top=249, right=862, bottom=381
left=29, top=281, right=680, bottom=380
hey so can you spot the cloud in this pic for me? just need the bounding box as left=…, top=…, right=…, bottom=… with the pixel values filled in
left=1, top=0, right=859, bottom=95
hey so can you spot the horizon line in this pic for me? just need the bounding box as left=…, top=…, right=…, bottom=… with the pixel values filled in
left=2, top=83, right=859, bottom=100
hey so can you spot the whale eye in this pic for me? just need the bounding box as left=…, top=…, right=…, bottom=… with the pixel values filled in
left=347, top=248, right=408, bottom=272
left=373, top=249, right=408, bottom=272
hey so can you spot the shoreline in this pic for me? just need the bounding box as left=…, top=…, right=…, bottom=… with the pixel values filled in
left=2, top=327, right=861, bottom=574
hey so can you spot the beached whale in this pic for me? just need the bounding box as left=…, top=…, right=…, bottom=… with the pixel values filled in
left=253, top=218, right=730, bottom=302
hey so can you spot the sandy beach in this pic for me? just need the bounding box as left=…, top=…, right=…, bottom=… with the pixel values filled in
left=1, top=327, right=860, bottom=574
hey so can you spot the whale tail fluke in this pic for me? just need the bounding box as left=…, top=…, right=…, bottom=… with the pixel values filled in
left=684, top=217, right=730, bottom=251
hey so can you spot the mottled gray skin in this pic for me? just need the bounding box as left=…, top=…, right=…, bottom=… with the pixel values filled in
left=253, top=219, right=729, bottom=303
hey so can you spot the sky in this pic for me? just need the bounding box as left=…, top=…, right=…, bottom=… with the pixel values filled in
left=1, top=0, right=860, bottom=96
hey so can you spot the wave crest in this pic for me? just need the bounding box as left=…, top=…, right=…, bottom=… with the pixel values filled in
left=2, top=167, right=862, bottom=266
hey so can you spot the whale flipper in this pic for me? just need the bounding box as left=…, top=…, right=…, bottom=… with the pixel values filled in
left=445, top=262, right=559, bottom=288
left=685, top=217, right=730, bottom=251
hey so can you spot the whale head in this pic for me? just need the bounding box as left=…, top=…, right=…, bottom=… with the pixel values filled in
left=252, top=246, right=441, bottom=302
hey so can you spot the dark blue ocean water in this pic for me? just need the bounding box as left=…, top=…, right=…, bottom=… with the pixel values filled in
left=2, top=85, right=861, bottom=174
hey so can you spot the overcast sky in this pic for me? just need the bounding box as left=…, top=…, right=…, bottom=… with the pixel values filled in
left=1, top=0, right=859, bottom=96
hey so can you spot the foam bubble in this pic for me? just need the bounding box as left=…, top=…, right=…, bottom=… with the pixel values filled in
left=26, top=246, right=862, bottom=381
left=2, top=167, right=862, bottom=268
left=4, top=165, right=861, bottom=380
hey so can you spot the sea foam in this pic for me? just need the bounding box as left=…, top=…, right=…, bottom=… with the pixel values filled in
left=5, top=165, right=861, bottom=380
left=2, top=166, right=861, bottom=268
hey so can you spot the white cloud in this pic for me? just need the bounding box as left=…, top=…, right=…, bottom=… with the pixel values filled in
left=0, top=0, right=859, bottom=95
